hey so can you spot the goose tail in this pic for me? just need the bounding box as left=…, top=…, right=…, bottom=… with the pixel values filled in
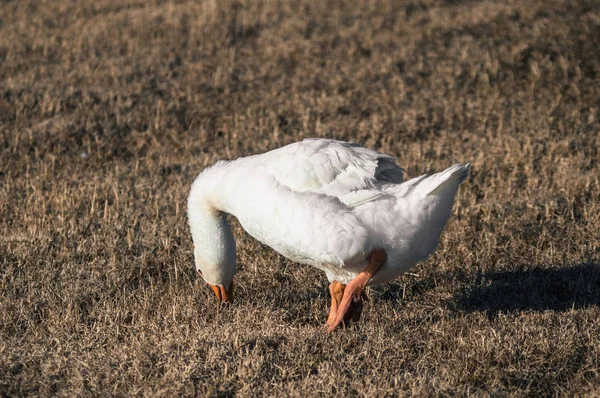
left=414, top=163, right=470, bottom=198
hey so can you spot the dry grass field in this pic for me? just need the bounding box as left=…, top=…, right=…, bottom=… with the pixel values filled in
left=1, top=0, right=600, bottom=396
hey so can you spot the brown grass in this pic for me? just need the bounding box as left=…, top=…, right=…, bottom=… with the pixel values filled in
left=1, top=0, right=600, bottom=396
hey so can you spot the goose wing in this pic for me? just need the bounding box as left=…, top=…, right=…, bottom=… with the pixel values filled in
left=269, top=138, right=404, bottom=199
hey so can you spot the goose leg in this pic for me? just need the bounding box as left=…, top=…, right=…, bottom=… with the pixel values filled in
left=327, top=249, right=386, bottom=332
left=327, top=282, right=369, bottom=327
left=327, top=281, right=345, bottom=327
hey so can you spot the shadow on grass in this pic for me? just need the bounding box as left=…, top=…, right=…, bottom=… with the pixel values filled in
left=454, top=262, right=600, bottom=314
left=370, top=277, right=437, bottom=303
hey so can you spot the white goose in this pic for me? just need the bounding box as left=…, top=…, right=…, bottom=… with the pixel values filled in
left=188, top=138, right=469, bottom=331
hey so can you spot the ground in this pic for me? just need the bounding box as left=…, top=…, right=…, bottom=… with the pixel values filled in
left=1, top=0, right=599, bottom=396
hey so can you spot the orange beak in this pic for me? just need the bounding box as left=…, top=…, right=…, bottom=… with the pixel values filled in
left=209, top=282, right=234, bottom=304
left=197, top=270, right=234, bottom=304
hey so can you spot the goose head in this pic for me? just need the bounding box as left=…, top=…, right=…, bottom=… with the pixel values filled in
left=191, top=209, right=236, bottom=303
left=188, top=169, right=237, bottom=304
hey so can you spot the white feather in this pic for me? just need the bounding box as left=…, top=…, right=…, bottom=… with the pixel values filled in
left=188, top=138, right=468, bottom=286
